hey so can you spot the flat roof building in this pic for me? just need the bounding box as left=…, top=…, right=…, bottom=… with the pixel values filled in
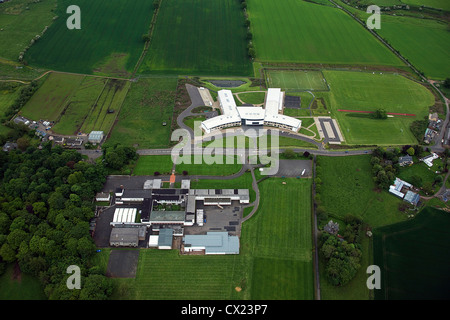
left=183, top=232, right=239, bottom=255
left=110, top=228, right=139, bottom=247
left=88, top=131, right=104, bottom=144
left=201, top=88, right=301, bottom=133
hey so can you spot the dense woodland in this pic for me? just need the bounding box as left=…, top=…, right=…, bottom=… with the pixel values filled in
left=0, top=142, right=125, bottom=299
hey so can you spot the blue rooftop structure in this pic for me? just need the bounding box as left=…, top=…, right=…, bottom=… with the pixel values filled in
left=183, top=232, right=239, bottom=255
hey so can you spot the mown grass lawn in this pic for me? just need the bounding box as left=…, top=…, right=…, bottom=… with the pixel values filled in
left=318, top=70, right=434, bottom=145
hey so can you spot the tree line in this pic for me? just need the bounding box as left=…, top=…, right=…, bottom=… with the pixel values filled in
left=0, top=141, right=136, bottom=299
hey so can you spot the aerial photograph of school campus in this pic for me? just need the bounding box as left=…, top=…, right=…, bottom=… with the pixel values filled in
left=0, top=0, right=449, bottom=307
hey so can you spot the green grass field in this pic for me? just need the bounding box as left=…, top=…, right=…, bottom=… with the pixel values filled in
left=317, top=155, right=407, bottom=228
left=51, top=77, right=107, bottom=135
left=20, top=73, right=129, bottom=135
left=107, top=77, right=178, bottom=149
left=79, top=79, right=130, bottom=134
left=376, top=16, right=450, bottom=80
left=174, top=155, right=243, bottom=176
left=403, top=0, right=450, bottom=11
left=0, top=0, right=56, bottom=62
left=132, top=155, right=174, bottom=175
left=0, top=264, right=46, bottom=300
left=319, top=70, right=435, bottom=145
left=374, top=207, right=450, bottom=300
left=110, top=177, right=313, bottom=300
left=138, top=0, right=252, bottom=76
left=20, top=72, right=84, bottom=121
left=25, top=0, right=153, bottom=75
left=266, top=70, right=329, bottom=91
left=247, top=0, right=403, bottom=66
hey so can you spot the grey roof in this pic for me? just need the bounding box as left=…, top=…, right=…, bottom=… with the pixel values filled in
left=158, top=228, right=173, bottom=248
left=404, top=190, right=420, bottom=205
left=399, top=155, right=413, bottom=163
left=109, top=228, right=139, bottom=245
left=183, top=232, right=239, bottom=254
left=150, top=210, right=185, bottom=223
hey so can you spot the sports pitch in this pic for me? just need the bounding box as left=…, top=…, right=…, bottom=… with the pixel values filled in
left=266, top=70, right=329, bottom=91
left=319, top=70, right=435, bottom=145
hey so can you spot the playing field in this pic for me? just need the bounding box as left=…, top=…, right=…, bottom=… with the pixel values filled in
left=0, top=0, right=56, bottom=62
left=138, top=0, right=252, bottom=76
left=266, top=70, right=329, bottom=91
left=247, top=0, right=403, bottom=66
left=374, top=207, right=450, bottom=300
left=376, top=15, right=450, bottom=80
left=320, top=70, right=435, bottom=145
left=107, top=77, right=178, bottom=149
left=25, top=0, right=154, bottom=75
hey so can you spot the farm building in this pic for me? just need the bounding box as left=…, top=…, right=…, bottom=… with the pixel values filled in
left=183, top=232, right=239, bottom=255
left=2, top=142, right=17, bottom=152
left=404, top=190, right=420, bottom=206
left=201, top=88, right=301, bottom=133
left=88, top=131, right=104, bottom=144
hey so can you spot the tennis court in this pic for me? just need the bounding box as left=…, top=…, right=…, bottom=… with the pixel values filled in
left=266, top=70, right=329, bottom=91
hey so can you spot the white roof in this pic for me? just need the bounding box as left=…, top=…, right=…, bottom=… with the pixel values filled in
left=237, top=106, right=265, bottom=120
left=218, top=90, right=240, bottom=118
left=202, top=88, right=301, bottom=132
left=113, top=208, right=137, bottom=223
left=264, top=88, right=283, bottom=115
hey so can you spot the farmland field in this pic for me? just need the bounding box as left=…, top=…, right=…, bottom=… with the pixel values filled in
left=20, top=72, right=130, bottom=135
left=20, top=72, right=84, bottom=121
left=138, top=0, right=252, bottom=76
left=25, top=0, right=154, bottom=75
left=374, top=207, right=450, bottom=300
left=266, top=70, right=329, bottom=91
left=319, top=70, right=435, bottom=145
left=246, top=0, right=403, bottom=66
left=79, top=79, right=130, bottom=134
left=402, top=0, right=450, bottom=11
left=376, top=16, right=450, bottom=80
left=106, top=77, right=178, bottom=149
left=0, top=0, right=56, bottom=62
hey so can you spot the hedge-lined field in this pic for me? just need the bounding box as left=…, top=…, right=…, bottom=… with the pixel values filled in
left=376, top=15, right=450, bottom=80
left=0, top=0, right=56, bottom=62
left=25, top=0, right=154, bottom=75
left=247, top=0, right=403, bottom=66
left=138, top=0, right=252, bottom=76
